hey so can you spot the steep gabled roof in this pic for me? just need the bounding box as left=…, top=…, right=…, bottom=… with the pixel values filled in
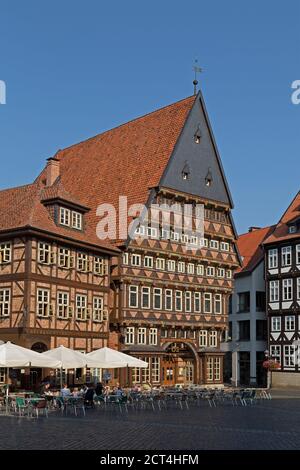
left=264, top=191, right=300, bottom=245
left=236, top=226, right=275, bottom=276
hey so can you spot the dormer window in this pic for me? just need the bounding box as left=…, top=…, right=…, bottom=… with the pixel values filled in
left=205, top=168, right=213, bottom=187
left=194, top=125, right=201, bottom=144
left=289, top=225, right=297, bottom=234
left=59, top=207, right=83, bottom=231
left=182, top=162, right=190, bottom=180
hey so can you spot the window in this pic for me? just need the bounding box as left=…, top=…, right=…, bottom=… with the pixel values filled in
left=256, top=320, right=267, bottom=340
left=228, top=295, right=232, bottom=314
left=181, top=234, right=189, bottom=244
left=178, top=261, right=185, bottom=273
left=204, top=293, right=212, bottom=313
left=238, top=292, right=250, bottom=312
left=77, top=253, right=89, bottom=272
left=284, top=345, right=295, bottom=367
left=199, top=330, right=207, bottom=347
left=76, top=294, right=87, bottom=320
left=269, top=345, right=281, bottom=365
left=187, top=263, right=195, bottom=275
left=37, top=289, right=51, bottom=317
left=285, top=315, right=295, bottom=331
left=151, top=357, right=160, bottom=382
left=0, top=243, right=11, bottom=264
left=298, top=278, right=300, bottom=300
left=226, top=270, right=232, bottom=279
left=131, top=254, right=141, bottom=267
left=149, top=328, right=158, bottom=345
left=153, top=288, right=162, bottom=310
left=296, top=245, right=300, bottom=265
left=93, top=296, right=105, bottom=322
left=196, top=264, right=204, bottom=276
left=206, top=266, right=215, bottom=277
left=161, top=229, right=170, bottom=240
left=282, top=279, right=293, bottom=301
left=58, top=247, right=73, bottom=269
left=210, top=240, right=219, bottom=250
left=165, top=289, right=173, bottom=310
left=167, top=259, right=176, bottom=272
left=214, top=294, right=222, bottom=314
left=156, top=258, right=165, bottom=270
left=141, top=357, right=150, bottom=383
left=269, top=280, right=279, bottom=302
left=271, top=317, right=281, bottom=332
left=175, top=290, right=183, bottom=311
left=289, top=225, right=297, bottom=234
left=268, top=249, right=278, bottom=268
left=60, top=207, right=71, bottom=226
left=147, top=227, right=158, bottom=238
left=125, top=327, right=135, bottom=345
left=190, top=236, right=198, bottom=246
left=256, top=291, right=266, bottom=311
left=217, top=268, right=225, bottom=278
left=161, top=329, right=168, bottom=338
left=129, top=286, right=138, bottom=308
left=238, top=320, right=250, bottom=341
left=132, top=366, right=140, bottom=383
left=94, top=257, right=106, bottom=275
left=185, top=291, right=192, bottom=312
left=134, top=225, right=145, bottom=236
left=0, top=288, right=10, bottom=317
left=207, top=357, right=214, bottom=381
left=38, top=242, right=53, bottom=265
left=72, top=211, right=82, bottom=230
left=282, top=246, right=292, bottom=267
left=171, top=231, right=180, bottom=242
left=220, top=242, right=229, bottom=251
left=0, top=368, right=5, bottom=383
left=144, top=256, right=153, bottom=268
left=138, top=327, right=147, bottom=345
left=57, top=291, right=69, bottom=319
left=194, top=292, right=201, bottom=313
left=141, top=286, right=150, bottom=309
left=123, top=253, right=129, bottom=265
left=209, top=331, right=218, bottom=347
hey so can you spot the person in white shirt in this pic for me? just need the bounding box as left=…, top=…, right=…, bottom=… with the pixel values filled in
left=60, top=384, right=71, bottom=397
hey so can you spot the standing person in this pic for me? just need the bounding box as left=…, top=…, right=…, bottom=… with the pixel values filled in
left=84, top=384, right=95, bottom=407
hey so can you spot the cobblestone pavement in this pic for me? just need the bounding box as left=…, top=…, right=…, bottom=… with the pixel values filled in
left=0, top=390, right=300, bottom=450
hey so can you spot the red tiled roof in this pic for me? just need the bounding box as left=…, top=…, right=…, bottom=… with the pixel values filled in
left=236, top=226, right=275, bottom=275
left=263, top=191, right=300, bottom=245
left=0, top=95, right=196, bottom=250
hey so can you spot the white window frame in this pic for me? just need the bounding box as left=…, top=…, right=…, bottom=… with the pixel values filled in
left=122, top=252, right=129, bottom=265
left=165, top=289, right=173, bottom=311
left=204, top=293, right=212, bottom=313
left=151, top=357, right=160, bottom=383
left=141, top=286, right=151, bottom=309
left=209, top=331, right=218, bottom=347
left=284, top=345, right=295, bottom=367
left=144, top=256, right=153, bottom=268
left=296, top=245, right=300, bottom=265
left=268, top=249, right=278, bottom=269
left=0, top=243, right=11, bottom=264
left=57, top=291, right=69, bottom=319
left=226, top=270, right=232, bottom=279
left=206, top=266, right=215, bottom=277
left=77, top=252, right=89, bottom=272
left=185, top=291, right=192, bottom=312
left=156, top=258, right=165, bottom=270
left=129, top=285, right=139, bottom=308
left=282, top=246, right=292, bottom=267
left=210, top=239, right=219, bottom=250
left=93, top=296, right=105, bottom=322
left=178, top=261, right=185, bottom=273
left=75, top=294, right=88, bottom=321
left=167, top=259, right=176, bottom=272
left=149, top=328, right=158, bottom=346
left=58, top=247, right=72, bottom=269
left=187, top=263, right=195, bottom=275
left=72, top=211, right=82, bottom=230
left=37, top=288, right=51, bottom=318
left=175, top=290, right=183, bottom=311
left=269, top=280, right=279, bottom=302
left=59, top=207, right=71, bottom=226
left=282, top=279, right=293, bottom=301
left=137, top=327, right=147, bottom=345
left=220, top=241, right=229, bottom=251
left=194, top=292, right=201, bottom=313
left=125, top=327, right=135, bottom=345
left=270, top=345, right=281, bottom=364
left=0, top=288, right=10, bottom=317
left=271, top=316, right=281, bottom=332
left=199, top=330, right=207, bottom=347
left=285, top=315, right=295, bottom=331
left=147, top=227, right=158, bottom=239
left=217, top=268, right=225, bottom=278
left=214, top=294, right=222, bottom=314
left=153, top=288, right=162, bottom=310
left=131, top=254, right=141, bottom=267
left=94, top=257, right=107, bottom=275
left=38, top=242, right=53, bottom=265
left=196, top=264, right=204, bottom=276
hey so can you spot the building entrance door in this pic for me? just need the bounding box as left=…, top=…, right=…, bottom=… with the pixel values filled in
left=162, top=358, right=176, bottom=386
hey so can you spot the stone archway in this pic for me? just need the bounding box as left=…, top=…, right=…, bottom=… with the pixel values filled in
left=161, top=340, right=201, bottom=385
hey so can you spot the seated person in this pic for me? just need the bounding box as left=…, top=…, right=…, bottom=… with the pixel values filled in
left=95, top=382, right=104, bottom=396
left=60, top=384, right=71, bottom=397
left=84, top=384, right=95, bottom=406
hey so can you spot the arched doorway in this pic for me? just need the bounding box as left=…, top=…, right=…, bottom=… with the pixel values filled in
left=30, top=342, right=48, bottom=388
left=161, top=341, right=200, bottom=386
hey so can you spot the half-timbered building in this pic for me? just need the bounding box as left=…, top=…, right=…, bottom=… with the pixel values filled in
left=0, top=92, right=240, bottom=387
left=263, top=191, right=300, bottom=387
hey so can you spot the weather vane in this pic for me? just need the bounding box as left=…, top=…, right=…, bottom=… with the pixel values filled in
left=193, top=59, right=203, bottom=95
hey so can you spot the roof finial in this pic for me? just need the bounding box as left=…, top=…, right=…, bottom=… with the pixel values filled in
left=193, top=59, right=203, bottom=95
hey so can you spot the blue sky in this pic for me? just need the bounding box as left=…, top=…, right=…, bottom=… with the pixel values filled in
left=0, top=0, right=299, bottom=234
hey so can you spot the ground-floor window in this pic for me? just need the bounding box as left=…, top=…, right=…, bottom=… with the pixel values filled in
left=284, top=345, right=295, bottom=368
left=132, top=356, right=160, bottom=384
left=206, top=357, right=221, bottom=381
left=0, top=368, right=5, bottom=383
left=270, top=345, right=281, bottom=364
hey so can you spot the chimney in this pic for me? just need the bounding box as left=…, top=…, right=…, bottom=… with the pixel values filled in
left=46, top=155, right=60, bottom=187
left=248, top=226, right=261, bottom=232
